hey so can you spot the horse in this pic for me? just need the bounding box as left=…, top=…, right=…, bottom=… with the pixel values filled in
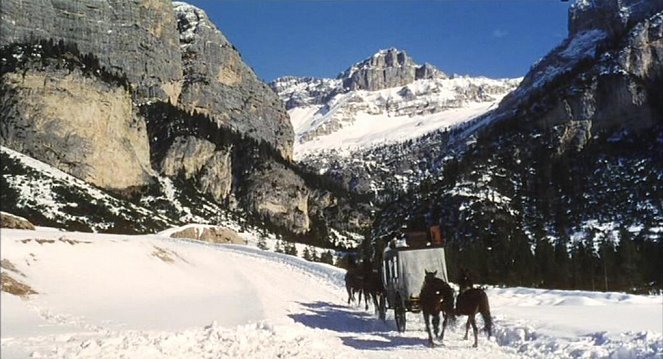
left=455, top=287, right=492, bottom=347
left=458, top=266, right=474, bottom=291
left=453, top=268, right=492, bottom=348
left=344, top=270, right=363, bottom=305
left=360, top=269, right=385, bottom=318
left=419, top=270, right=455, bottom=347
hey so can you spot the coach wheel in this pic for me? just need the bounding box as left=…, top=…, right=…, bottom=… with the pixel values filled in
left=378, top=295, right=387, bottom=320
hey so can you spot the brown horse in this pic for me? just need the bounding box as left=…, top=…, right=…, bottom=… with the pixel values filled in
left=419, top=270, right=455, bottom=347
left=360, top=270, right=384, bottom=310
left=452, top=268, right=492, bottom=347
left=344, top=270, right=363, bottom=305
left=456, top=267, right=493, bottom=347
left=455, top=288, right=492, bottom=347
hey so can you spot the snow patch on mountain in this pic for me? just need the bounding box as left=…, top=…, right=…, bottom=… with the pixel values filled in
left=1, top=146, right=174, bottom=231
left=273, top=66, right=520, bottom=161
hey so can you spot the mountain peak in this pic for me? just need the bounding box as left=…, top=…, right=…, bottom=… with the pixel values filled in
left=338, top=48, right=446, bottom=91
left=367, top=48, right=413, bottom=65
left=569, top=0, right=663, bottom=37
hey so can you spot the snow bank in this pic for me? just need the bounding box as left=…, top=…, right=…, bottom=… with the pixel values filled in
left=2, top=228, right=661, bottom=358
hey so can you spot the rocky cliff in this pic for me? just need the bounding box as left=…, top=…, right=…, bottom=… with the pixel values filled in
left=1, top=71, right=152, bottom=190
left=340, top=48, right=447, bottom=91
left=499, top=0, right=663, bottom=151
left=271, top=49, right=519, bottom=161
left=0, top=1, right=366, bottom=243
left=173, top=3, right=293, bottom=159
left=0, top=0, right=183, bottom=102
left=0, top=0, right=293, bottom=159
left=569, top=0, right=663, bottom=37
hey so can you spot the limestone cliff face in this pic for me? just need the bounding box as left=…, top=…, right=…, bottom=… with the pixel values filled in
left=173, top=3, right=294, bottom=160
left=339, top=48, right=447, bottom=91
left=0, top=0, right=294, bottom=158
left=241, top=163, right=372, bottom=236
left=159, top=136, right=233, bottom=202
left=0, top=0, right=183, bottom=103
left=0, top=69, right=152, bottom=189
left=0, top=1, right=366, bottom=237
left=243, top=163, right=310, bottom=234
left=569, top=0, right=663, bottom=37
left=499, top=1, right=663, bottom=154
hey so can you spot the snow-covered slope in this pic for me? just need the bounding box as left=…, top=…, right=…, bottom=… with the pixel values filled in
left=2, top=227, right=661, bottom=358
left=1, top=145, right=366, bottom=248
left=271, top=49, right=520, bottom=161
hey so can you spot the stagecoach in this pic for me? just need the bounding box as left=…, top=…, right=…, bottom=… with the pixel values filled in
left=380, top=229, right=448, bottom=332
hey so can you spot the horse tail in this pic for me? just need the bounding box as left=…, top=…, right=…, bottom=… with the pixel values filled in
left=441, top=285, right=457, bottom=324
left=479, top=291, right=492, bottom=337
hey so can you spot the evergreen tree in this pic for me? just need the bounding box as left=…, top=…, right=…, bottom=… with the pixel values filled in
left=302, top=246, right=312, bottom=261
left=320, top=250, right=335, bottom=265
left=553, top=237, right=571, bottom=289
left=290, top=242, right=298, bottom=257
left=284, top=242, right=298, bottom=256
left=274, top=240, right=284, bottom=254
left=597, top=235, right=616, bottom=292
left=617, top=231, right=640, bottom=291
left=534, top=238, right=555, bottom=288
left=257, top=236, right=268, bottom=251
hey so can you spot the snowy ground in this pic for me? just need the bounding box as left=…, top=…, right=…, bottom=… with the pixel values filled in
left=1, top=227, right=661, bottom=358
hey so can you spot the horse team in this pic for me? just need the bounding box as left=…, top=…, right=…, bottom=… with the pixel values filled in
left=345, top=265, right=384, bottom=317
left=345, top=265, right=492, bottom=348
left=420, top=269, right=492, bottom=347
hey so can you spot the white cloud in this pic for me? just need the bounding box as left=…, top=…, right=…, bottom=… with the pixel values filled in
left=492, top=29, right=509, bottom=38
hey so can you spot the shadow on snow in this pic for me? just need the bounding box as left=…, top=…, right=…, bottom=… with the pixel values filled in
left=289, top=301, right=427, bottom=350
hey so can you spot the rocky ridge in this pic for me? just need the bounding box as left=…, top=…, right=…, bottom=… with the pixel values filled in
left=173, top=2, right=294, bottom=159
left=271, top=49, right=519, bottom=161
left=339, top=48, right=448, bottom=91
left=0, top=1, right=367, bottom=243
left=271, top=49, right=519, bottom=195
left=0, top=0, right=292, bottom=159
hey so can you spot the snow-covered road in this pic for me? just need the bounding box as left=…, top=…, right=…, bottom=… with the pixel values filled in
left=1, top=228, right=661, bottom=358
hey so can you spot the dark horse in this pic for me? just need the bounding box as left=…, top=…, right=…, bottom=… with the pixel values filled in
left=360, top=269, right=385, bottom=318
left=344, top=270, right=363, bottom=305
left=419, top=270, right=455, bottom=347
left=345, top=265, right=384, bottom=318
left=452, top=268, right=493, bottom=347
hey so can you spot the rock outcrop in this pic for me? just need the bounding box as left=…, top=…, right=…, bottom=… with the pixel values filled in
left=242, top=163, right=311, bottom=234
left=339, top=48, right=447, bottom=91
left=159, top=136, right=233, bottom=202
left=0, top=212, right=35, bottom=230
left=173, top=3, right=294, bottom=159
left=569, top=0, right=663, bottom=37
left=501, top=0, right=663, bottom=154
left=0, top=0, right=183, bottom=103
left=0, top=69, right=152, bottom=189
left=170, top=225, right=245, bottom=244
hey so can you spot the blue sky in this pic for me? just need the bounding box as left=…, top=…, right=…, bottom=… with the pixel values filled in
left=183, top=1, right=572, bottom=82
